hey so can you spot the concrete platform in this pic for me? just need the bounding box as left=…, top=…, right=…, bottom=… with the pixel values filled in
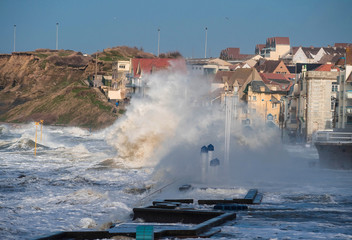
left=198, top=188, right=263, bottom=205
left=37, top=188, right=262, bottom=239
left=110, top=211, right=235, bottom=238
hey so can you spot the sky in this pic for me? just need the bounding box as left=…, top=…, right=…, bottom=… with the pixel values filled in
left=0, top=0, right=351, bottom=58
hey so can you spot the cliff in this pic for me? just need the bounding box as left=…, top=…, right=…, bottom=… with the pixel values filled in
left=0, top=47, right=156, bottom=129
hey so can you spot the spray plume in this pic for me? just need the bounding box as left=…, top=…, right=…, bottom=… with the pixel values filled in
left=105, top=63, right=289, bottom=186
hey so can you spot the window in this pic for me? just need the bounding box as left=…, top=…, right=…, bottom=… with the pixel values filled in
left=272, top=103, right=277, bottom=109
left=347, top=116, right=352, bottom=125
left=248, top=96, right=251, bottom=101
left=253, top=96, right=257, bottom=101
left=332, top=83, right=338, bottom=92
left=119, top=65, right=125, bottom=69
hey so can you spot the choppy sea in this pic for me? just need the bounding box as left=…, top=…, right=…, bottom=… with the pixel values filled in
left=1, top=123, right=351, bottom=240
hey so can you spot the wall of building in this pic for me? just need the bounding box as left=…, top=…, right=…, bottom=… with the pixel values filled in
left=268, top=44, right=291, bottom=60
left=306, top=71, right=338, bottom=141
left=247, top=89, right=282, bottom=125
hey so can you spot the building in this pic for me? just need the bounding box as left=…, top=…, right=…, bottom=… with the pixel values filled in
left=243, top=80, right=283, bottom=125
left=292, top=45, right=346, bottom=64
left=257, top=37, right=290, bottom=60
left=219, top=47, right=253, bottom=63
left=294, top=69, right=339, bottom=141
left=186, top=58, right=231, bottom=75
left=132, top=58, right=173, bottom=79
left=255, top=44, right=265, bottom=55
left=336, top=46, right=352, bottom=128
left=256, top=60, right=290, bottom=74
left=259, top=73, right=293, bottom=92
left=212, top=68, right=262, bottom=100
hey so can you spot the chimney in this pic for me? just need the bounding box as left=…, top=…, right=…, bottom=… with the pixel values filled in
left=346, top=46, right=352, bottom=66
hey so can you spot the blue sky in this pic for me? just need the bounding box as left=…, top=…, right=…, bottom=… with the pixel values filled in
left=1, top=0, right=351, bottom=58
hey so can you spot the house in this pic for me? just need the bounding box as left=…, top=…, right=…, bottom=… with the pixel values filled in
left=292, top=46, right=321, bottom=63
left=256, top=60, right=290, bottom=74
left=259, top=73, right=293, bottom=92
left=257, top=37, right=290, bottom=60
left=229, top=55, right=262, bottom=71
left=132, top=58, right=173, bottom=79
left=186, top=58, right=231, bottom=75
left=243, top=73, right=293, bottom=125
left=336, top=46, right=352, bottom=128
left=243, top=80, right=282, bottom=125
left=292, top=45, right=347, bottom=64
left=129, top=58, right=186, bottom=95
left=219, top=47, right=254, bottom=63
left=212, top=68, right=262, bottom=100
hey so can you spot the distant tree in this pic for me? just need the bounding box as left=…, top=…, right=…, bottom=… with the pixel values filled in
left=159, top=51, right=182, bottom=58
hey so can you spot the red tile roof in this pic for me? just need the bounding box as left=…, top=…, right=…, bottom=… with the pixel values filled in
left=334, top=43, right=352, bottom=48
left=314, top=64, right=340, bottom=72
left=132, top=58, right=182, bottom=77
left=259, top=73, right=292, bottom=91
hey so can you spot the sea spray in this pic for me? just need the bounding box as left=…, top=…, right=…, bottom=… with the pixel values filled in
left=105, top=65, right=220, bottom=168
left=105, top=64, right=290, bottom=186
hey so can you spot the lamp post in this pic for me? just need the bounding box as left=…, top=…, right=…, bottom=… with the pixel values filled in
left=157, top=28, right=160, bottom=57
left=204, top=27, right=208, bottom=58
left=95, top=50, right=98, bottom=87
left=56, top=22, right=59, bottom=50
left=13, top=24, right=16, bottom=52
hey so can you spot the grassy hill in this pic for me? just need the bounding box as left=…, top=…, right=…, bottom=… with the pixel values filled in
left=0, top=46, right=156, bottom=129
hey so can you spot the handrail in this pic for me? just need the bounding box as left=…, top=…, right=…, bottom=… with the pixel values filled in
left=314, top=131, right=352, bottom=143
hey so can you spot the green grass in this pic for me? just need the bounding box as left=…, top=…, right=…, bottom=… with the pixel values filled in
left=72, top=88, right=112, bottom=112
left=39, top=60, right=47, bottom=70
left=99, top=51, right=128, bottom=62
left=36, top=53, right=49, bottom=59
left=57, top=112, right=73, bottom=124
left=118, top=109, right=126, bottom=114
left=58, top=51, right=74, bottom=57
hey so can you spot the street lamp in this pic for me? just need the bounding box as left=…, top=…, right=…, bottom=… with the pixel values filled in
left=204, top=27, right=208, bottom=58
left=157, top=28, right=160, bottom=57
left=56, top=22, right=59, bottom=50
left=13, top=24, right=16, bottom=52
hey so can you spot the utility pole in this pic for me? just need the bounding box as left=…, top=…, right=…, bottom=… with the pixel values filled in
left=56, top=22, right=59, bottom=50
left=157, top=28, right=160, bottom=57
left=13, top=24, right=16, bottom=52
left=204, top=27, right=208, bottom=58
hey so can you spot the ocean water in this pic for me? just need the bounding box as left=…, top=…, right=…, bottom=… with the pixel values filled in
left=0, top=123, right=352, bottom=240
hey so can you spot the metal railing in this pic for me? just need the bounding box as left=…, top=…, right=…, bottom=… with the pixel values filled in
left=313, top=131, right=352, bottom=143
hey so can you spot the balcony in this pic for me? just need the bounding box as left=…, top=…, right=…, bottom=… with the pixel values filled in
left=346, top=107, right=352, bottom=114
left=346, top=91, right=352, bottom=99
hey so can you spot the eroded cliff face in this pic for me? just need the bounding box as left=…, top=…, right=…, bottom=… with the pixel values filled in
left=0, top=49, right=118, bottom=129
